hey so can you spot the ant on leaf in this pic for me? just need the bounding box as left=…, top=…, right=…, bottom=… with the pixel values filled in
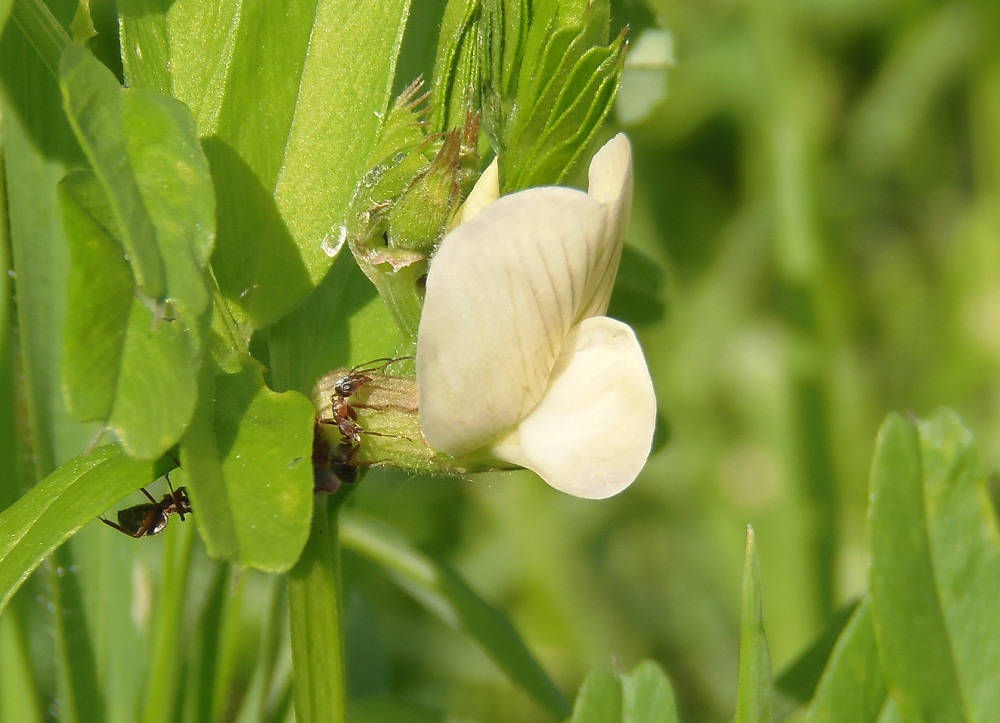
left=100, top=477, right=192, bottom=538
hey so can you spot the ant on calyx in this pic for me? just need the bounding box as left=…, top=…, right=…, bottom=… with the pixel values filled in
left=100, top=477, right=192, bottom=538
left=327, top=356, right=413, bottom=446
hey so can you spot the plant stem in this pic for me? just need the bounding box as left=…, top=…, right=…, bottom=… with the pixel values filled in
left=287, top=491, right=350, bottom=723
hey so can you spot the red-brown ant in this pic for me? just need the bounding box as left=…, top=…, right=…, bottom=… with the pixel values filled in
left=325, top=356, right=413, bottom=446
left=100, top=477, right=192, bottom=538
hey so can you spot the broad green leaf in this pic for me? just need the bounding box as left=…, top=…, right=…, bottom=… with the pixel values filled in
left=566, top=661, right=678, bottom=723
left=0, top=445, right=156, bottom=615
left=339, top=510, right=571, bottom=719
left=180, top=358, right=314, bottom=572
left=121, top=0, right=413, bottom=329
left=734, top=525, right=773, bottom=723
left=621, top=661, right=679, bottom=723
left=59, top=171, right=210, bottom=459
left=870, top=409, right=1000, bottom=720
left=59, top=44, right=166, bottom=303
left=58, top=45, right=214, bottom=458
left=805, top=597, right=886, bottom=722
left=569, top=668, right=622, bottom=723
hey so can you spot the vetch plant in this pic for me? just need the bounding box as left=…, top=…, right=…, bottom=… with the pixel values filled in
left=417, top=134, right=656, bottom=498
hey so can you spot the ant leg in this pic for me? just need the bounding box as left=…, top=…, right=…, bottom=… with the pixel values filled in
left=139, top=487, right=158, bottom=504
left=100, top=516, right=141, bottom=538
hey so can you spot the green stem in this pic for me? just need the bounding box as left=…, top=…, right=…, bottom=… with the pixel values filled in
left=287, top=491, right=350, bottom=723
left=143, top=520, right=196, bottom=723
left=11, top=0, right=70, bottom=76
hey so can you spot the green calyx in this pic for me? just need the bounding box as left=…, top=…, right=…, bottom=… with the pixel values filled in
left=311, top=367, right=510, bottom=482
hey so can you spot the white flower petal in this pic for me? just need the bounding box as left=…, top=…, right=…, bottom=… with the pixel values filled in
left=580, top=133, right=633, bottom=319
left=491, top=316, right=656, bottom=499
left=458, top=157, right=500, bottom=224
left=418, top=187, right=607, bottom=455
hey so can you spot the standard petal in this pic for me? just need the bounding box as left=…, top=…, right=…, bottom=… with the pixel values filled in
left=491, top=316, right=656, bottom=499
left=579, top=133, right=633, bottom=320
left=418, top=187, right=607, bottom=455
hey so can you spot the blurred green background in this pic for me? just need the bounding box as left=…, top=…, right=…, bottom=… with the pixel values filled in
left=5, top=0, right=1000, bottom=720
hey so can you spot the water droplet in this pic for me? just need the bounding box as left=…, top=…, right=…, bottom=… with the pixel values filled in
left=322, top=226, right=348, bottom=257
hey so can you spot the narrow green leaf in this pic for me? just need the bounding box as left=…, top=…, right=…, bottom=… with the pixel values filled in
left=181, top=358, right=314, bottom=572
left=2, top=17, right=96, bottom=476
left=621, top=660, right=679, bottom=723
left=0, top=445, right=156, bottom=615
left=805, top=597, right=886, bottom=722
left=7, top=0, right=70, bottom=75
left=50, top=545, right=106, bottom=723
left=870, top=409, right=1000, bottom=719
left=734, top=525, right=773, bottom=723
left=773, top=600, right=859, bottom=708
left=569, top=668, right=622, bottom=723
left=0, top=610, right=43, bottom=723
left=340, top=510, right=571, bottom=719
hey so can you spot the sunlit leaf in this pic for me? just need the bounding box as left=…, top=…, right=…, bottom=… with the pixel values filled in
left=120, top=0, right=413, bottom=329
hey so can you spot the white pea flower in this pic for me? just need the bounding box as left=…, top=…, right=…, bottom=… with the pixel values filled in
left=416, top=134, right=656, bottom=499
